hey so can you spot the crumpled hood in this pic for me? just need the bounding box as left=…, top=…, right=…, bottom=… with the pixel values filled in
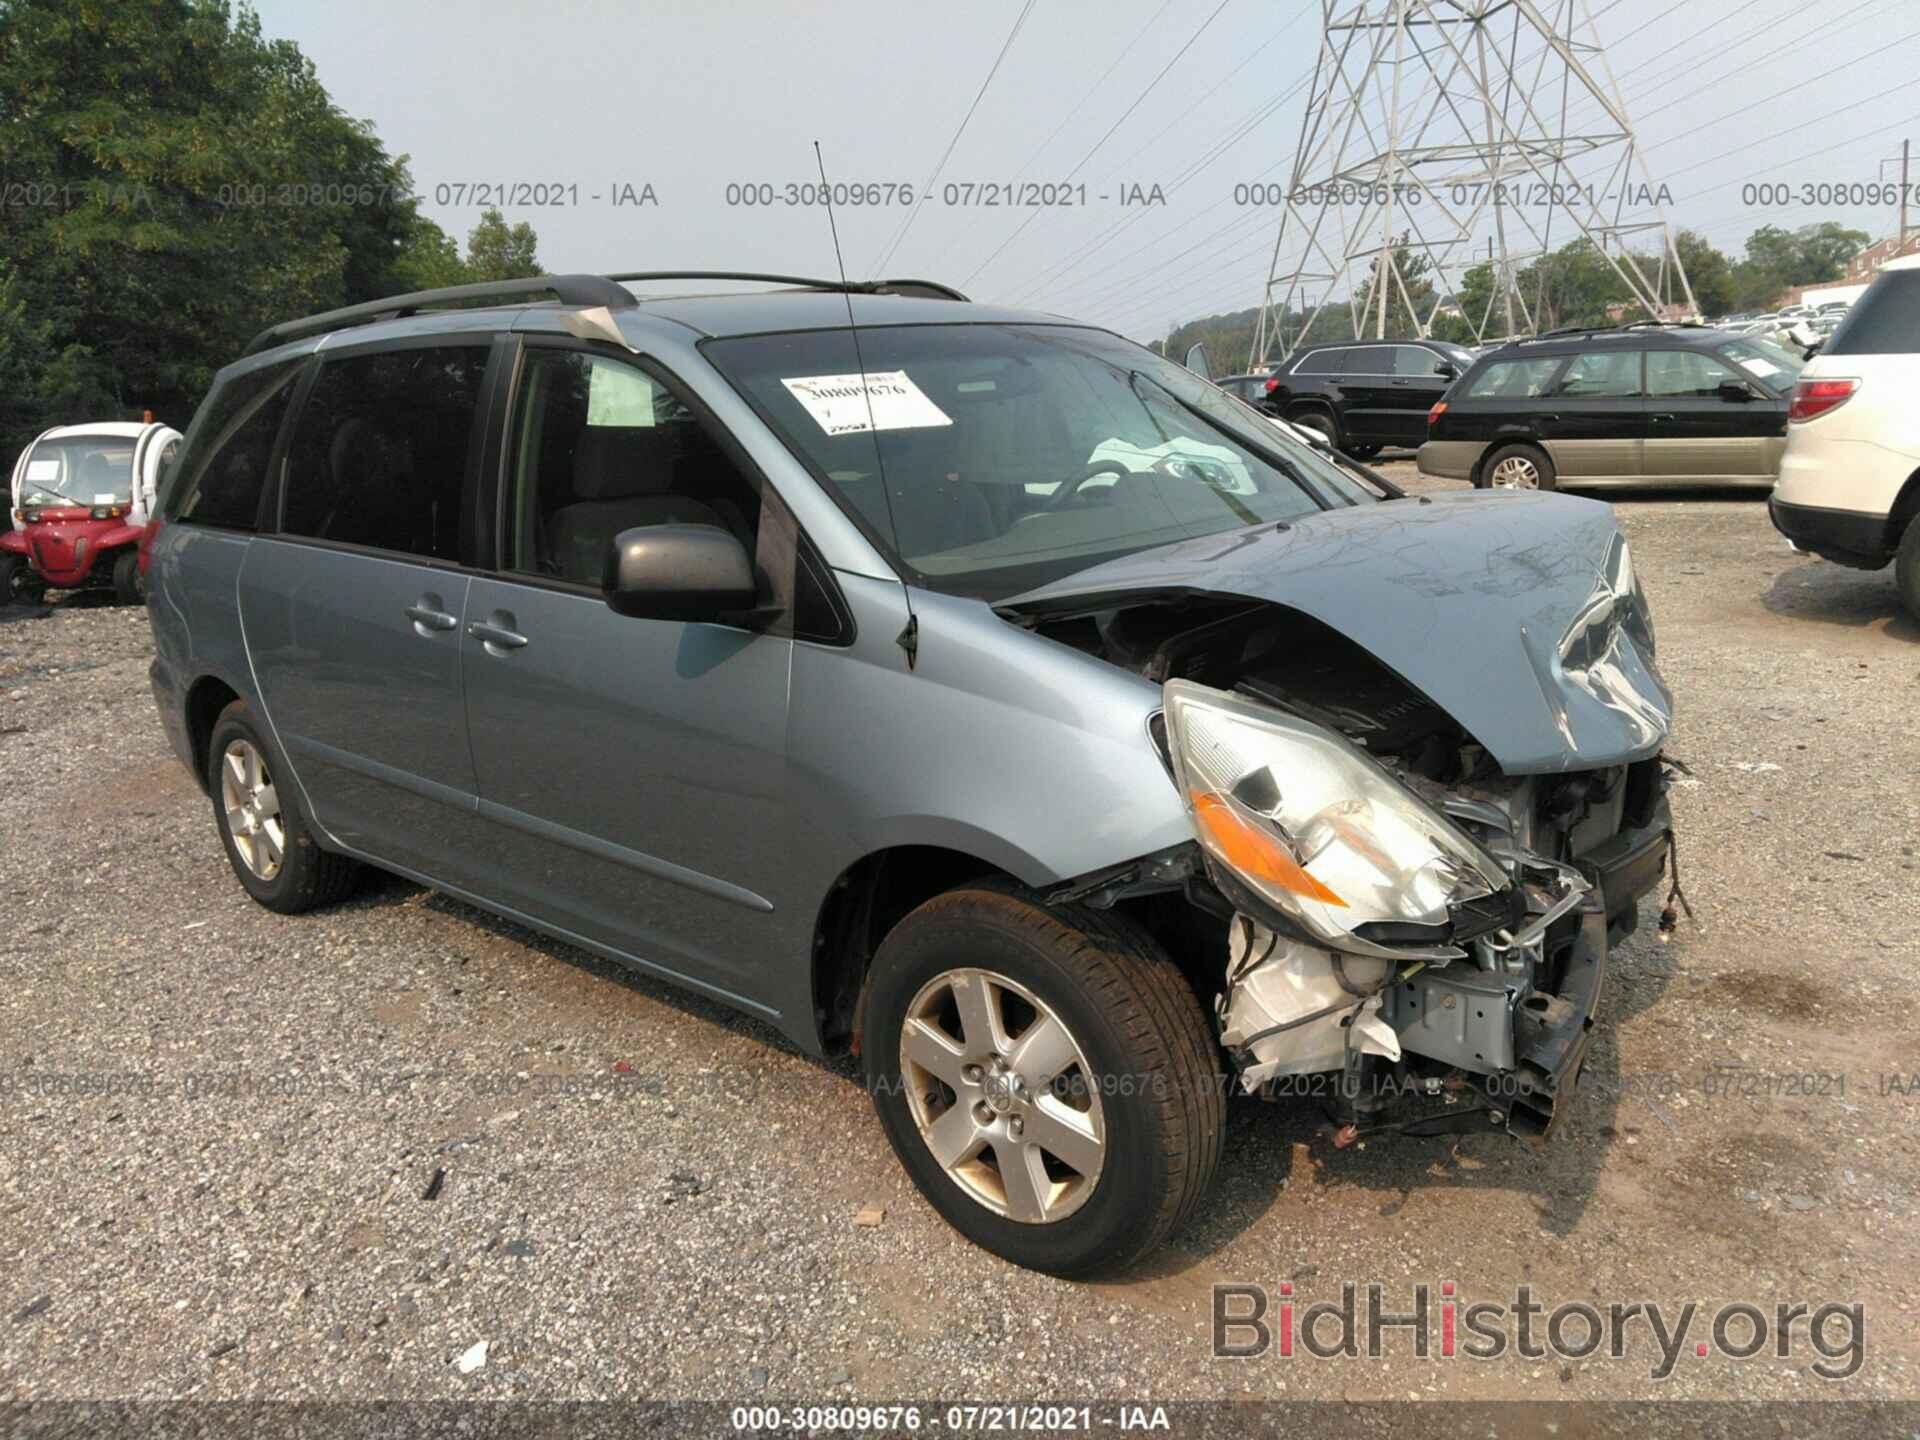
left=1003, top=489, right=1671, bottom=775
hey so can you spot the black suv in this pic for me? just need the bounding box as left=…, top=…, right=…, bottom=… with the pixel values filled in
left=1259, top=339, right=1476, bottom=457
left=1421, top=324, right=1802, bottom=490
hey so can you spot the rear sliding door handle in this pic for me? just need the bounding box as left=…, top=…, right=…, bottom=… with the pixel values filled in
left=1649, top=413, right=1676, bottom=422
left=468, top=618, right=529, bottom=652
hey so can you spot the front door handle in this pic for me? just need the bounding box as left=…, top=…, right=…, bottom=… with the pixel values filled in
left=468, top=616, right=529, bottom=653
left=405, top=597, right=458, bottom=634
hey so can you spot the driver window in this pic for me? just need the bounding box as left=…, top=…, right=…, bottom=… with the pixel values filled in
left=504, top=350, right=764, bottom=587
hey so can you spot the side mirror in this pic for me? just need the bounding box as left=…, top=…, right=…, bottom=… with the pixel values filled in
left=604, top=523, right=760, bottom=623
left=1435, top=362, right=1458, bottom=380
left=1183, top=342, right=1213, bottom=381
left=1716, top=380, right=1755, bottom=403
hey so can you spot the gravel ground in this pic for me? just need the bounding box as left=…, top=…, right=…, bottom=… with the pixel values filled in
left=1, top=470, right=1916, bottom=1412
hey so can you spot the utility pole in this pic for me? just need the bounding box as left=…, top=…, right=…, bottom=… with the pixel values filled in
left=1902, top=139, right=1910, bottom=249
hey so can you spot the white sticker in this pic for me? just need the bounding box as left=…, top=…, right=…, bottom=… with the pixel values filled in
left=781, top=372, right=952, bottom=436
left=92, top=493, right=117, bottom=504
left=24, top=459, right=58, bottom=481
left=1738, top=357, right=1782, bottom=377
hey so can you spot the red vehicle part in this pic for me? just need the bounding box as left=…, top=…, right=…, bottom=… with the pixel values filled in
left=13, top=504, right=143, bottom=589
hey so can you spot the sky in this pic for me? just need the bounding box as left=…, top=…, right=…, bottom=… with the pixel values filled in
left=253, top=0, right=1920, bottom=345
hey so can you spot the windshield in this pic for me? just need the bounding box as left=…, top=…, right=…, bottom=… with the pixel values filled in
left=17, top=436, right=136, bottom=508
left=1715, top=336, right=1805, bottom=392
left=704, top=323, right=1372, bottom=599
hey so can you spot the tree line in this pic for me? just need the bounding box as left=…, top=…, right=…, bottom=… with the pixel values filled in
left=0, top=0, right=543, bottom=464
left=1161, top=221, right=1872, bottom=370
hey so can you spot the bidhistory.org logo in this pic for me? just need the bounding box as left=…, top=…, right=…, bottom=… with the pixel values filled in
left=1212, top=1282, right=1864, bottom=1380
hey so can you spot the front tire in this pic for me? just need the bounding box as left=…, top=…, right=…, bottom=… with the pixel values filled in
left=1896, top=513, right=1920, bottom=622
left=208, top=700, right=362, bottom=913
left=863, top=887, right=1224, bottom=1276
left=1, top=553, right=44, bottom=606
left=1480, top=441, right=1556, bottom=491
left=1344, top=442, right=1383, bottom=461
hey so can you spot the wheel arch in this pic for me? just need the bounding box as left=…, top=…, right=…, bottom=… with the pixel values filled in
left=184, top=675, right=243, bottom=791
left=1886, top=466, right=1920, bottom=550
left=811, top=844, right=1022, bottom=1056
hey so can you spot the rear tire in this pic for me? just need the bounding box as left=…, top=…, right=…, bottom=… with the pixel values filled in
left=1, top=553, right=44, bottom=606
left=863, top=886, right=1224, bottom=1277
left=1896, top=513, right=1920, bottom=623
left=112, top=550, right=142, bottom=606
left=1480, top=441, right=1556, bottom=491
left=208, top=700, right=362, bottom=913
left=1288, top=408, right=1339, bottom=449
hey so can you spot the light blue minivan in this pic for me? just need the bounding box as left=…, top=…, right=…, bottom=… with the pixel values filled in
left=148, top=273, right=1675, bottom=1274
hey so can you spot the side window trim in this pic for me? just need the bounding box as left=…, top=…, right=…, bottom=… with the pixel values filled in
left=489, top=335, right=854, bottom=645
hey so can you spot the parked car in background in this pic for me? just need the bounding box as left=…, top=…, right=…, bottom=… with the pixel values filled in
left=1420, top=323, right=1801, bottom=490
left=1257, top=338, right=1476, bottom=458
left=145, top=271, right=1674, bottom=1275
left=1770, top=254, right=1920, bottom=619
left=2, top=420, right=181, bottom=603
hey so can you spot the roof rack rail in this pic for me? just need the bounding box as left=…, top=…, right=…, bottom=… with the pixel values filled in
left=244, top=270, right=973, bottom=358
left=244, top=273, right=637, bottom=356
left=606, top=271, right=969, bottom=302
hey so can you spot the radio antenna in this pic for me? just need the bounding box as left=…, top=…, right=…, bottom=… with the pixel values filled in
left=814, top=139, right=918, bottom=669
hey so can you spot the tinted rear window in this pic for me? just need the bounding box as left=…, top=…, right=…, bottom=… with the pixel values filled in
left=282, top=345, right=489, bottom=562
left=1822, top=270, right=1920, bottom=356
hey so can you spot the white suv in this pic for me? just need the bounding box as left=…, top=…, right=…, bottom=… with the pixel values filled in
left=1770, top=253, right=1920, bottom=618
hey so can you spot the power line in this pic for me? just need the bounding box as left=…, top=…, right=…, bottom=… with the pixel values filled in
left=960, top=0, right=1237, bottom=288
left=869, top=0, right=1038, bottom=275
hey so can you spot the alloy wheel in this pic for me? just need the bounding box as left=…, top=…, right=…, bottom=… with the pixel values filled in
left=1489, top=454, right=1541, bottom=489
left=899, top=968, right=1106, bottom=1224
left=220, top=739, right=285, bottom=881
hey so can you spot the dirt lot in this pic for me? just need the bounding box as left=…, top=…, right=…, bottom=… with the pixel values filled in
left=1, top=466, right=1916, bottom=1411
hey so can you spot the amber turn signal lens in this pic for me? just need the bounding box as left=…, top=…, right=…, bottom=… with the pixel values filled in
left=1190, top=791, right=1347, bottom=908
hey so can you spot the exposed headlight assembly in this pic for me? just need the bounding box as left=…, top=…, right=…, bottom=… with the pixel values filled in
left=1162, top=679, right=1511, bottom=960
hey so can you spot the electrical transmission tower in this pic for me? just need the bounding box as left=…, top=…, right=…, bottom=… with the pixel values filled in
left=1251, top=0, right=1695, bottom=365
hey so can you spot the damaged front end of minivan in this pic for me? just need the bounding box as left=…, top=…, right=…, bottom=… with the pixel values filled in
left=1007, top=490, right=1677, bottom=1141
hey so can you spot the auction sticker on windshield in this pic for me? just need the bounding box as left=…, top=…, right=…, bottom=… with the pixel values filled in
left=781, top=371, right=952, bottom=435
left=24, top=459, right=59, bottom=481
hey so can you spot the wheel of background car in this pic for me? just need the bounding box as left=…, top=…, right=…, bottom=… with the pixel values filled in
left=1481, top=442, right=1556, bottom=492
left=862, top=885, right=1223, bottom=1277
left=1344, top=443, right=1383, bottom=461
left=0, top=553, right=44, bottom=606
left=208, top=700, right=363, bottom=914
left=112, top=550, right=142, bottom=606
left=1041, top=459, right=1136, bottom=511
left=1896, top=513, right=1920, bottom=624
left=1288, top=409, right=1338, bottom=447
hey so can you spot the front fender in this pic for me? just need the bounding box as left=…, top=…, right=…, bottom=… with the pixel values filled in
left=0, top=529, right=26, bottom=556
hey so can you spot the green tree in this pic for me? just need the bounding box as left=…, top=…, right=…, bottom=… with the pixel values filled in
left=0, top=0, right=446, bottom=456
left=464, top=207, right=541, bottom=281
left=1674, top=229, right=1735, bottom=317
